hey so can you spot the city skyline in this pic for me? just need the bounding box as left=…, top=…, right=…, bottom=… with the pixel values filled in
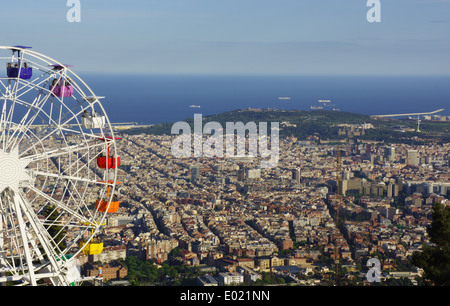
left=0, top=1, right=449, bottom=289
left=1, top=0, right=450, bottom=75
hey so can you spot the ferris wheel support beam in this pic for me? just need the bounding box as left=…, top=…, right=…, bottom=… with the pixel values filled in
left=12, top=192, right=37, bottom=286
left=17, top=192, right=69, bottom=286
left=0, top=271, right=61, bottom=285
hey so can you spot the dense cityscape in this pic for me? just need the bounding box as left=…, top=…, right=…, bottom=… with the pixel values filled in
left=2, top=1, right=450, bottom=298
left=75, top=111, right=450, bottom=287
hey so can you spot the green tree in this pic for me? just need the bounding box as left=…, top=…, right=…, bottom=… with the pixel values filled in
left=412, top=202, right=450, bottom=285
left=43, top=205, right=66, bottom=251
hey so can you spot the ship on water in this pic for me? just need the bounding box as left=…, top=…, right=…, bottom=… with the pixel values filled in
left=189, top=105, right=201, bottom=108
left=310, top=99, right=339, bottom=110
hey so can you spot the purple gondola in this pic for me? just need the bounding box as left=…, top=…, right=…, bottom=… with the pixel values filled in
left=6, top=63, right=33, bottom=79
left=50, top=81, right=74, bottom=97
left=6, top=46, right=33, bottom=79
left=49, top=64, right=74, bottom=97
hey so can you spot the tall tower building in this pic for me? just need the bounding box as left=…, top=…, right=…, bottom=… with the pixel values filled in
left=385, top=147, right=395, bottom=162
left=292, top=168, right=301, bottom=184
left=339, top=179, right=348, bottom=195
left=237, top=169, right=245, bottom=181
left=407, top=150, right=419, bottom=167
left=191, top=166, right=200, bottom=183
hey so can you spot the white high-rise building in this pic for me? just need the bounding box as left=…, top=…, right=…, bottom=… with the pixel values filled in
left=407, top=150, right=419, bottom=167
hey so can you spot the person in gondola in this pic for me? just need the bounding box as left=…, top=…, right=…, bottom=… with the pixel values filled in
left=82, top=110, right=88, bottom=117
left=51, top=79, right=58, bottom=86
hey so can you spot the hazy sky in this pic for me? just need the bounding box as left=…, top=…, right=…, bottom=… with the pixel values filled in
left=1, top=0, right=450, bottom=75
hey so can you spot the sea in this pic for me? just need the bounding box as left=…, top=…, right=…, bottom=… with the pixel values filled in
left=80, top=74, right=450, bottom=125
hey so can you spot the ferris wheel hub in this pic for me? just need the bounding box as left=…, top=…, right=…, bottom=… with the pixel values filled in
left=0, top=147, right=33, bottom=193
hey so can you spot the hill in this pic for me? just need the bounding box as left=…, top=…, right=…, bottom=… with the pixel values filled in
left=122, top=109, right=450, bottom=145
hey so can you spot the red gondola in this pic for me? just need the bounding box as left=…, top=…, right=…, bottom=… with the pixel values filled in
left=96, top=136, right=121, bottom=169
left=96, top=156, right=121, bottom=169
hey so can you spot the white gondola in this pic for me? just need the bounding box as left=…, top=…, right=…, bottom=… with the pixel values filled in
left=81, top=113, right=106, bottom=129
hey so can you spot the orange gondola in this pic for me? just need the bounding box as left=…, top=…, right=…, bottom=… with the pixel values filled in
left=95, top=199, right=120, bottom=213
left=96, top=180, right=122, bottom=213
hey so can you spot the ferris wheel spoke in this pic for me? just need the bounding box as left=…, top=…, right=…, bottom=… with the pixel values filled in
left=0, top=78, right=8, bottom=92
left=59, top=147, right=107, bottom=179
left=24, top=140, right=104, bottom=162
left=18, top=125, right=74, bottom=158
left=31, top=169, right=108, bottom=190
left=16, top=192, right=63, bottom=263
left=1, top=80, right=21, bottom=150
left=9, top=82, right=54, bottom=126
left=5, top=103, right=50, bottom=153
left=13, top=77, right=51, bottom=102
left=62, top=182, right=96, bottom=222
left=0, top=194, right=23, bottom=270
left=57, top=98, right=89, bottom=127
left=5, top=87, right=57, bottom=151
left=0, top=99, right=8, bottom=151
left=17, top=108, right=104, bottom=158
left=9, top=194, right=69, bottom=285
left=26, top=185, right=95, bottom=226
left=19, top=129, right=82, bottom=160
left=30, top=169, right=111, bottom=213
left=5, top=77, right=85, bottom=153
left=0, top=79, right=52, bottom=151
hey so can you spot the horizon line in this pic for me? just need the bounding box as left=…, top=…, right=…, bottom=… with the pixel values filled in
left=77, top=72, right=450, bottom=78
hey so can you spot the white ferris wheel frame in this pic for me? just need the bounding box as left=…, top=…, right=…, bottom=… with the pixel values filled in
left=0, top=46, right=120, bottom=286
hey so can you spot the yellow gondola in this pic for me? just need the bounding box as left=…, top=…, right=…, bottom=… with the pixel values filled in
left=79, top=238, right=103, bottom=255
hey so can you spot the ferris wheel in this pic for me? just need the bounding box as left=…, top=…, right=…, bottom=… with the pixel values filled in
left=0, top=46, right=121, bottom=286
